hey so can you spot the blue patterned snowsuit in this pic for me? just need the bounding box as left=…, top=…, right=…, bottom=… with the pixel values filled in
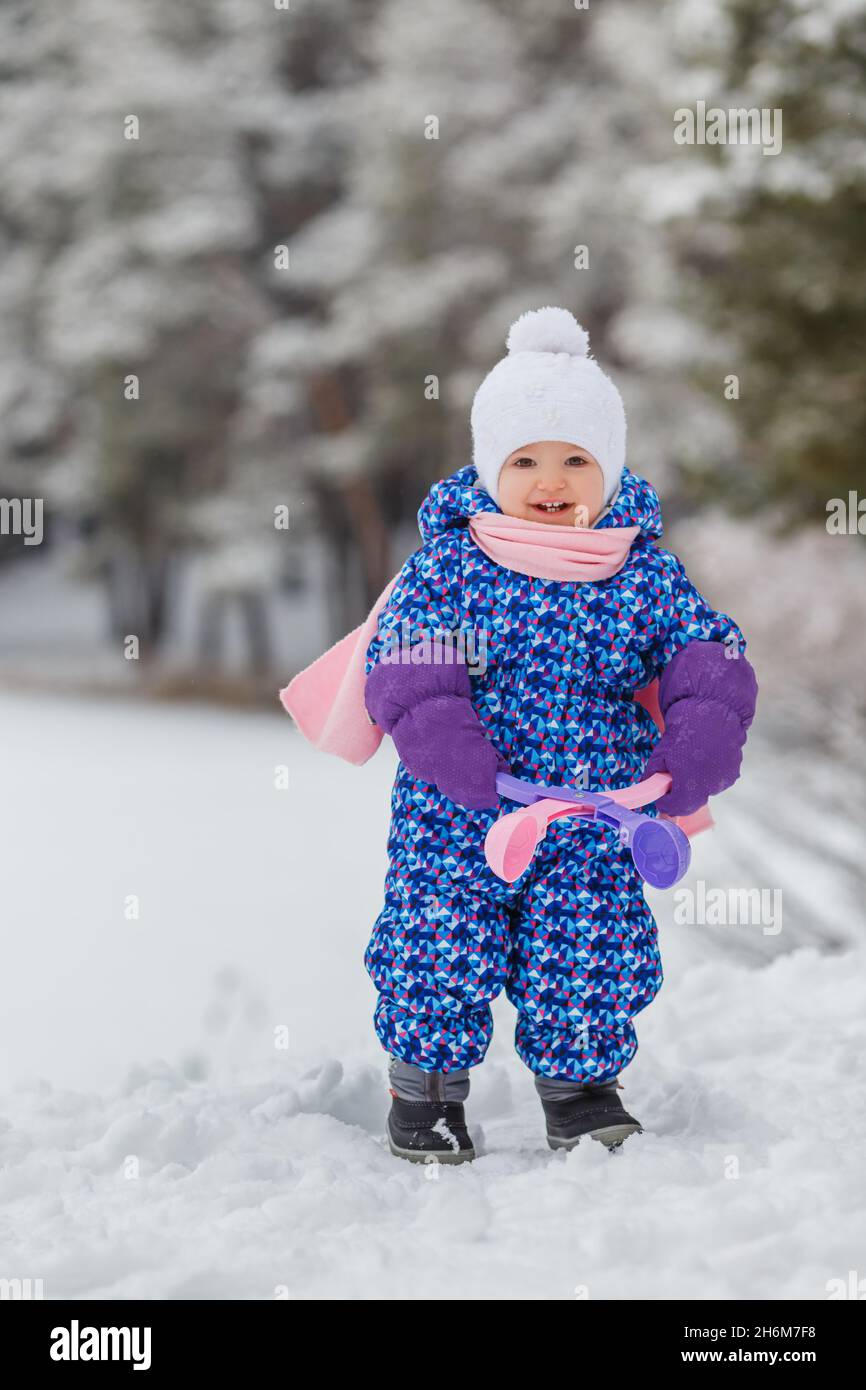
left=363, top=465, right=744, bottom=1084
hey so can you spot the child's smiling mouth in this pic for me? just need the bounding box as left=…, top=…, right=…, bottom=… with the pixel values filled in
left=530, top=500, right=572, bottom=515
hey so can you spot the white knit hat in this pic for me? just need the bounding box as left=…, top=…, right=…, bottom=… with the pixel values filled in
left=470, top=306, right=626, bottom=507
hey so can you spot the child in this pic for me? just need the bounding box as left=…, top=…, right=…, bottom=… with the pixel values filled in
left=283, top=306, right=757, bottom=1164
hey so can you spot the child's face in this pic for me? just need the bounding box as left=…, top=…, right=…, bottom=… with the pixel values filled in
left=497, top=441, right=605, bottom=526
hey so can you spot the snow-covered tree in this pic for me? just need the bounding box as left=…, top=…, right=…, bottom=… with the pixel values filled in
left=640, top=0, right=866, bottom=526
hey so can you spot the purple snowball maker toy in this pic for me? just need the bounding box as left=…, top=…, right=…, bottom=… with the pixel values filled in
left=486, top=771, right=691, bottom=890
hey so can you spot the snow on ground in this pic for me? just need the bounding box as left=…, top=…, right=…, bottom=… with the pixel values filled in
left=0, top=689, right=864, bottom=1300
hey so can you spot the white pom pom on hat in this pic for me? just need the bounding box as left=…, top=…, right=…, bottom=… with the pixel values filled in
left=506, top=305, right=590, bottom=358
left=470, top=305, right=626, bottom=509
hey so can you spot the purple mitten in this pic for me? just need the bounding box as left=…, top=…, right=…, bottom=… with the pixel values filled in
left=644, top=639, right=758, bottom=815
left=365, top=644, right=509, bottom=810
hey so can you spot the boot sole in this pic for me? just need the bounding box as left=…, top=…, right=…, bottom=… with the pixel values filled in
left=547, top=1122, right=642, bottom=1152
left=387, top=1134, right=476, bottom=1164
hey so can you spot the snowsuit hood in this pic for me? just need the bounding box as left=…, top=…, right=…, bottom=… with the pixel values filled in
left=417, top=464, right=663, bottom=548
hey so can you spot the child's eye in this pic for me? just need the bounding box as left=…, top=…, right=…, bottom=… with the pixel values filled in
left=512, top=457, right=536, bottom=467
left=565, top=456, right=588, bottom=467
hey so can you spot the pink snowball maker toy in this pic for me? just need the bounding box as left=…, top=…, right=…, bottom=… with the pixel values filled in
left=486, top=772, right=691, bottom=890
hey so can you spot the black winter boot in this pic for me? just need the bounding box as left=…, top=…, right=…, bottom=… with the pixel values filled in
left=385, top=1057, right=476, bottom=1164
left=386, top=1094, right=476, bottom=1164
left=537, top=1076, right=642, bottom=1151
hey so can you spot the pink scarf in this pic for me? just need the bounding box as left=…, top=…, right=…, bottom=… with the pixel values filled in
left=467, top=512, right=640, bottom=581
left=280, top=513, right=710, bottom=835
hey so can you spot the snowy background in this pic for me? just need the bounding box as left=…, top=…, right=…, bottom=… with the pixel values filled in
left=1, top=0, right=865, bottom=1300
